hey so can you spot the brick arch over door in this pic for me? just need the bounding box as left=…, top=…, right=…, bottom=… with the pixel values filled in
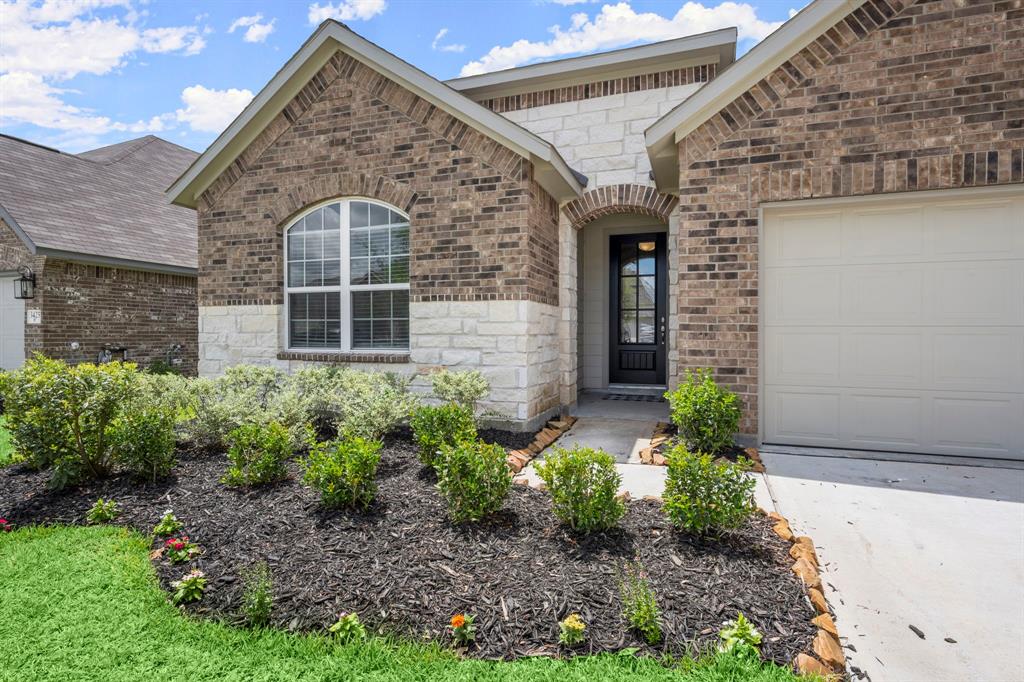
left=563, top=184, right=678, bottom=230
left=267, top=172, right=418, bottom=227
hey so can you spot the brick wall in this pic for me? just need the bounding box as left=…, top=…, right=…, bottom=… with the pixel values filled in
left=675, top=0, right=1024, bottom=433
left=198, top=50, right=559, bottom=308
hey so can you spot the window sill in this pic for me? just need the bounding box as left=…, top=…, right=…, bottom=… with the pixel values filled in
left=277, top=350, right=410, bottom=364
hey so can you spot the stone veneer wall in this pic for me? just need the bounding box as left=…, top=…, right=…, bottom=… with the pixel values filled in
left=675, top=0, right=1024, bottom=434
left=195, top=50, right=563, bottom=429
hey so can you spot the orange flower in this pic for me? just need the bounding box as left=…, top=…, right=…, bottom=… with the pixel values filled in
left=450, top=614, right=466, bottom=629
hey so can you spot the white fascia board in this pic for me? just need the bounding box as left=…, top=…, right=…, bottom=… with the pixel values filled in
left=644, top=0, right=865, bottom=191
left=168, top=22, right=583, bottom=209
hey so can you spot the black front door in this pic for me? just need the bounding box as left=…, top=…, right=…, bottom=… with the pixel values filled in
left=609, top=233, right=667, bottom=385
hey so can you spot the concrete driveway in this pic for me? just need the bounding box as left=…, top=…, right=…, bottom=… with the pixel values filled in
left=761, top=452, right=1024, bottom=682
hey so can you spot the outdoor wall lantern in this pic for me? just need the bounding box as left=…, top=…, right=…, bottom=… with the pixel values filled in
left=13, top=266, right=35, bottom=299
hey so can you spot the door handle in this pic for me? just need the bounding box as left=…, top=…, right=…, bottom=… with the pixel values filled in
left=659, top=316, right=666, bottom=345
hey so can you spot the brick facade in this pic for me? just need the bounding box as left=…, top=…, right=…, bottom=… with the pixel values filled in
left=564, top=183, right=678, bottom=229
left=675, top=0, right=1024, bottom=433
left=198, top=50, right=560, bottom=309
left=1, top=220, right=198, bottom=374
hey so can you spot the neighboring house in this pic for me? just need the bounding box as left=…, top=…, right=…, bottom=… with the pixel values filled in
left=169, top=0, right=1022, bottom=461
left=0, top=134, right=200, bottom=374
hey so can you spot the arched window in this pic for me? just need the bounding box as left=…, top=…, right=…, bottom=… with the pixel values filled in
left=285, top=199, right=410, bottom=351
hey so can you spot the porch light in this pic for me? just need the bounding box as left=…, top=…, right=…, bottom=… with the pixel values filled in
left=13, top=267, right=35, bottom=299
left=638, top=241, right=656, bottom=252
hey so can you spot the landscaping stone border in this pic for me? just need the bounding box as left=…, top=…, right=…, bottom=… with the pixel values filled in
left=505, top=416, right=577, bottom=474
left=766, top=509, right=846, bottom=677
left=638, top=422, right=765, bottom=473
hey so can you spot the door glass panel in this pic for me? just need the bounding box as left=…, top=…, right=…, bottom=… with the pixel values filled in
left=620, top=277, right=637, bottom=309
left=637, top=276, right=656, bottom=308
left=620, top=310, right=638, bottom=343
left=638, top=311, right=656, bottom=344
left=638, top=254, right=655, bottom=276
left=620, top=242, right=637, bottom=275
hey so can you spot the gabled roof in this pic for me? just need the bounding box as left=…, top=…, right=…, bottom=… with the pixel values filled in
left=0, top=134, right=199, bottom=273
left=168, top=21, right=587, bottom=209
left=645, top=0, right=866, bottom=191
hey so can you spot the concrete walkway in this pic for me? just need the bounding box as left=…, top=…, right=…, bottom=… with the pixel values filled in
left=761, top=452, right=1024, bottom=682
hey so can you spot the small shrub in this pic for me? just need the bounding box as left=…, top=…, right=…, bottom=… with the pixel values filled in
left=410, top=403, right=477, bottom=468
left=241, top=561, right=274, bottom=627
left=664, top=368, right=741, bottom=455
left=222, top=421, right=293, bottom=487
left=146, top=358, right=181, bottom=375
left=171, top=569, right=206, bottom=604
left=559, top=613, right=587, bottom=647
left=302, top=435, right=382, bottom=509
left=534, top=446, right=624, bottom=533
left=430, top=369, right=490, bottom=411
left=620, top=561, right=661, bottom=645
left=449, top=613, right=476, bottom=646
left=111, top=407, right=177, bottom=482
left=434, top=440, right=512, bottom=522
left=329, top=612, right=367, bottom=642
left=153, top=509, right=183, bottom=537
left=86, top=498, right=119, bottom=524
left=719, top=612, right=762, bottom=662
left=164, top=536, right=200, bottom=564
left=332, top=370, right=419, bottom=441
left=662, top=444, right=755, bottom=535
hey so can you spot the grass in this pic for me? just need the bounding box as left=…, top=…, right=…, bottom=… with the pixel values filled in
left=0, top=416, right=12, bottom=467
left=0, top=525, right=816, bottom=682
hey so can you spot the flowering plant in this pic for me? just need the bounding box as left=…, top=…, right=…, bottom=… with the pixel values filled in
left=329, top=612, right=367, bottom=642
left=171, top=569, right=206, bottom=604
left=450, top=613, right=476, bottom=645
left=153, top=509, right=183, bottom=537
left=164, top=536, right=199, bottom=564
left=0, top=518, right=11, bottom=532
left=719, top=612, right=762, bottom=662
left=559, top=613, right=586, bottom=646
left=86, top=498, right=119, bottom=524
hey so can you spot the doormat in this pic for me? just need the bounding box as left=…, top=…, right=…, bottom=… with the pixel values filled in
left=602, top=393, right=665, bottom=402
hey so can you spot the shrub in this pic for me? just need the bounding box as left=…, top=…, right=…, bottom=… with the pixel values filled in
left=0, top=356, right=75, bottom=471
left=662, top=444, right=755, bottom=535
left=434, top=440, right=512, bottom=522
left=664, top=368, right=741, bottom=455
left=86, top=498, right=119, bottom=524
left=620, top=561, right=661, bottom=645
left=331, top=370, right=418, bottom=441
left=410, top=403, right=477, bottom=468
left=534, top=446, right=625, bottom=533
left=241, top=561, right=274, bottom=627
left=222, top=421, right=294, bottom=486
left=153, top=509, right=183, bottom=537
left=302, top=435, right=382, bottom=509
left=449, top=613, right=476, bottom=645
left=430, top=369, right=490, bottom=411
left=135, top=372, right=196, bottom=424
left=559, top=613, right=587, bottom=647
left=146, top=358, right=181, bottom=375
left=329, top=613, right=366, bottom=642
left=111, top=407, right=177, bottom=482
left=719, top=613, right=762, bottom=662
left=164, top=536, right=200, bottom=564
left=171, top=569, right=206, bottom=604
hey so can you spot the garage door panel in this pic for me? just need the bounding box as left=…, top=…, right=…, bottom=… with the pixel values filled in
left=0, top=275, right=26, bottom=371
left=763, top=188, right=1024, bottom=461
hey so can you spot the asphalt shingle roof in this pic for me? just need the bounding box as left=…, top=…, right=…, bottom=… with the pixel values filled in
left=0, top=134, right=199, bottom=271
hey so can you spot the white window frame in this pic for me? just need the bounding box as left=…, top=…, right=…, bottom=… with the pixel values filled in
left=283, top=197, right=410, bottom=353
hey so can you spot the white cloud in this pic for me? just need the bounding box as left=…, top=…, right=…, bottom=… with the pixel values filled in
left=431, top=27, right=465, bottom=53
left=228, top=13, right=276, bottom=43
left=307, top=0, right=387, bottom=25
left=459, top=1, right=789, bottom=76
left=0, top=0, right=208, bottom=137
left=174, top=84, right=253, bottom=134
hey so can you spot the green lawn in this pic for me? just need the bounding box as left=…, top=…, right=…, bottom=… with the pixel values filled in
left=0, top=416, right=12, bottom=466
left=0, top=525, right=815, bottom=682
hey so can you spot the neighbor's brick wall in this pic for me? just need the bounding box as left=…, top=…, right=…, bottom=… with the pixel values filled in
left=675, top=0, right=1024, bottom=433
left=198, top=50, right=559, bottom=309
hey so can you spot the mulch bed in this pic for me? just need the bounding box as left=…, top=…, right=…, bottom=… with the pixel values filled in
left=0, top=432, right=814, bottom=663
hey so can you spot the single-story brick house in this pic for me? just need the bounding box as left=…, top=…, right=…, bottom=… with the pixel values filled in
left=0, top=134, right=199, bottom=374
left=169, top=0, right=1022, bottom=460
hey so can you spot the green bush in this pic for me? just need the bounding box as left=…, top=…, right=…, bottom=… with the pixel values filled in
left=435, top=440, right=512, bottom=523
left=534, top=446, right=624, bottom=533
left=241, top=561, right=274, bottom=627
left=620, top=561, right=662, bottom=645
left=718, top=613, right=762, bottom=663
left=86, top=498, right=119, bottom=524
left=664, top=369, right=741, bottom=455
left=330, top=369, right=419, bottom=440
left=662, top=444, right=755, bottom=535
left=0, top=356, right=75, bottom=472
left=111, top=407, right=177, bottom=482
left=430, top=369, right=490, bottom=411
left=410, top=403, right=477, bottom=468
left=222, top=421, right=294, bottom=486
left=301, top=435, right=382, bottom=509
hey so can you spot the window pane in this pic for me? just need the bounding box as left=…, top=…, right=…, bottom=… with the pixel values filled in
left=638, top=311, right=656, bottom=344
left=620, top=277, right=637, bottom=310
left=290, top=320, right=307, bottom=348
left=638, top=254, right=655, bottom=276
left=369, top=257, right=389, bottom=285
left=324, top=203, right=341, bottom=231
left=371, top=290, right=391, bottom=318
left=369, top=227, right=390, bottom=256
left=390, top=256, right=409, bottom=284
left=390, top=224, right=409, bottom=254
left=392, top=290, right=409, bottom=318
left=290, top=294, right=307, bottom=319
left=306, top=209, right=323, bottom=232
left=350, top=229, right=369, bottom=258
left=620, top=310, right=637, bottom=344
left=288, top=234, right=304, bottom=261
left=308, top=292, right=325, bottom=318
left=290, top=292, right=341, bottom=350
left=304, top=261, right=323, bottom=287
left=388, top=209, right=405, bottom=225
left=392, top=319, right=409, bottom=348
left=350, top=201, right=369, bottom=228
left=288, top=263, right=304, bottom=287
left=620, top=242, right=637, bottom=275
left=305, top=232, right=324, bottom=260
left=352, top=319, right=372, bottom=347
left=323, top=260, right=341, bottom=286
left=369, top=203, right=389, bottom=227
left=638, top=276, right=656, bottom=308
left=351, top=289, right=409, bottom=350
left=323, top=232, right=340, bottom=259
left=350, top=259, right=369, bottom=285
left=352, top=291, right=372, bottom=318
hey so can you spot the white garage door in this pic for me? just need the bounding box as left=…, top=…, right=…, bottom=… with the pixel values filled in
left=762, top=187, right=1024, bottom=461
left=0, top=275, right=26, bottom=370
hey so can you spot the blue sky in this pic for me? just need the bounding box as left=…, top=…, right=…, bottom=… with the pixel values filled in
left=0, top=0, right=802, bottom=154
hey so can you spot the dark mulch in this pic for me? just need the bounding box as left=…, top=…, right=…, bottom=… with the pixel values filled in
left=0, top=435, right=814, bottom=662
left=652, top=425, right=766, bottom=473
